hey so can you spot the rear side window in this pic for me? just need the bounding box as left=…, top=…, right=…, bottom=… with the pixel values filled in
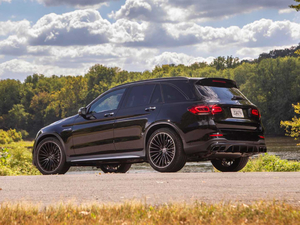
left=171, top=81, right=196, bottom=100
left=196, top=85, right=247, bottom=101
left=162, top=84, right=186, bottom=103
left=125, top=84, right=155, bottom=108
left=150, top=85, right=162, bottom=104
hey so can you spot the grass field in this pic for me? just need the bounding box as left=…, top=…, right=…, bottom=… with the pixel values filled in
left=0, top=201, right=299, bottom=225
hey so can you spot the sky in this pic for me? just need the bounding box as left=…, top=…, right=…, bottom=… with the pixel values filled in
left=0, top=0, right=299, bottom=81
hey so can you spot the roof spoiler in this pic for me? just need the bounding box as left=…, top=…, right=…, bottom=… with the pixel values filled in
left=195, top=78, right=237, bottom=88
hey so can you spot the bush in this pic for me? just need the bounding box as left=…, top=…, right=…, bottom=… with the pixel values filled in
left=7, top=129, right=22, bottom=142
left=0, top=130, right=12, bottom=144
left=0, top=129, right=23, bottom=144
left=0, top=141, right=40, bottom=176
left=242, top=153, right=300, bottom=172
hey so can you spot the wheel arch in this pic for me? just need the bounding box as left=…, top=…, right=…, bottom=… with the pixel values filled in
left=144, top=122, right=186, bottom=152
left=33, top=133, right=65, bottom=157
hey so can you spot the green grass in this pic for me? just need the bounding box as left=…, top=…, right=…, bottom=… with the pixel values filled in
left=0, top=201, right=299, bottom=225
left=242, top=153, right=300, bottom=172
left=0, top=141, right=40, bottom=176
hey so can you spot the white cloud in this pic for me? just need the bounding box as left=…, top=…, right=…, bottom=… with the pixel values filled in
left=236, top=45, right=292, bottom=58
left=0, top=59, right=91, bottom=80
left=146, top=52, right=215, bottom=68
left=26, top=9, right=148, bottom=46
left=0, top=20, right=30, bottom=36
left=0, top=36, right=28, bottom=56
left=279, top=8, right=295, bottom=14
left=35, top=0, right=113, bottom=8
left=110, top=0, right=295, bottom=22
left=0, top=0, right=11, bottom=4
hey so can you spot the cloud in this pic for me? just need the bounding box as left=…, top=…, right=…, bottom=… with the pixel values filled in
left=0, top=36, right=28, bottom=56
left=146, top=52, right=214, bottom=68
left=35, top=0, right=113, bottom=8
left=110, top=0, right=295, bottom=22
left=0, top=20, right=30, bottom=36
left=0, top=0, right=11, bottom=4
left=26, top=9, right=148, bottom=46
left=0, top=59, right=91, bottom=80
left=236, top=45, right=292, bottom=58
left=279, top=8, right=295, bottom=14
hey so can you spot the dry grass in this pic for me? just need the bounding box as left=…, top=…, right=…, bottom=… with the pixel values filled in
left=0, top=201, right=299, bottom=225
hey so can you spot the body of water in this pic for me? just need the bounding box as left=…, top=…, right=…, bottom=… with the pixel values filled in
left=67, top=136, right=300, bottom=174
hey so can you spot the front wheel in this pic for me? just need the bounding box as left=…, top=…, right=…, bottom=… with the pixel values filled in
left=147, top=128, right=187, bottom=172
left=34, top=137, right=70, bottom=175
left=99, top=164, right=131, bottom=173
left=211, top=157, right=249, bottom=172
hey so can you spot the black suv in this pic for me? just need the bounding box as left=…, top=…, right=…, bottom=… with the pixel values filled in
left=33, top=77, right=266, bottom=174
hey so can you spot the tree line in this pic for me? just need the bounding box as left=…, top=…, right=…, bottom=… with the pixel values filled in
left=0, top=47, right=300, bottom=138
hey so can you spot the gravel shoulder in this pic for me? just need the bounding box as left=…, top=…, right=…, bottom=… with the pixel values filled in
left=0, top=172, right=300, bottom=206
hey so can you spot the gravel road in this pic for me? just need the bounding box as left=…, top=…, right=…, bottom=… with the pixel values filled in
left=0, top=172, right=299, bottom=206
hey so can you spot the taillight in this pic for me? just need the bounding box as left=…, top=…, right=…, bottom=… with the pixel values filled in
left=210, top=133, right=223, bottom=137
left=251, top=108, right=261, bottom=118
left=211, top=105, right=222, bottom=115
left=188, top=106, right=210, bottom=114
left=188, top=105, right=222, bottom=115
left=259, top=136, right=265, bottom=139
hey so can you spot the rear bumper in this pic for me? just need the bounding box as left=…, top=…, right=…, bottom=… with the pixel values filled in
left=184, top=137, right=266, bottom=158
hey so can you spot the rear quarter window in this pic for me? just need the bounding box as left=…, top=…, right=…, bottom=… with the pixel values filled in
left=171, top=81, right=197, bottom=100
left=161, top=84, right=187, bottom=103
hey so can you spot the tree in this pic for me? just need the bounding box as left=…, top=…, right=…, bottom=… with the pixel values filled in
left=7, top=104, right=29, bottom=130
left=290, top=0, right=300, bottom=11
left=281, top=103, right=300, bottom=139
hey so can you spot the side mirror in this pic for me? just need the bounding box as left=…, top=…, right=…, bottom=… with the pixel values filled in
left=78, top=107, right=87, bottom=116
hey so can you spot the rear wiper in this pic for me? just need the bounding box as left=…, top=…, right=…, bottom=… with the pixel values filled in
left=231, top=95, right=245, bottom=100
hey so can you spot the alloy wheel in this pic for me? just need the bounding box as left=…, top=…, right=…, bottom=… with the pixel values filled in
left=149, top=132, right=176, bottom=168
left=37, top=141, right=62, bottom=173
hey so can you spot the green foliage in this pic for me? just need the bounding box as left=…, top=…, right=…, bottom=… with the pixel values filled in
left=290, top=0, right=300, bottom=11
left=242, top=153, right=300, bottom=172
left=281, top=103, right=300, bottom=139
left=0, top=148, right=10, bottom=165
left=0, top=129, right=23, bottom=144
left=0, top=141, right=40, bottom=176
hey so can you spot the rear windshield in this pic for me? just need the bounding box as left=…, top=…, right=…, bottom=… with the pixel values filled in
left=196, top=85, right=247, bottom=101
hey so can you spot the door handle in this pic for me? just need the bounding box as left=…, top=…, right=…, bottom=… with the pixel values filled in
left=104, top=112, right=114, bottom=117
left=145, top=106, right=156, bottom=111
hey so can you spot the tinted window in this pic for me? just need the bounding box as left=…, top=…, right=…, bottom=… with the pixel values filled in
left=150, top=85, right=162, bottom=104
left=162, top=84, right=186, bottom=103
left=172, top=81, right=196, bottom=99
left=196, top=85, right=248, bottom=101
left=125, top=84, right=155, bottom=108
left=89, top=88, right=125, bottom=113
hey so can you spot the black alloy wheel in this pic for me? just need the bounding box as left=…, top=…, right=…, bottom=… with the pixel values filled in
left=147, top=128, right=187, bottom=172
left=34, top=137, right=70, bottom=175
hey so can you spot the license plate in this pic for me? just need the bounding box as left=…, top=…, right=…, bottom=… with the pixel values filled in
left=231, top=108, right=244, bottom=118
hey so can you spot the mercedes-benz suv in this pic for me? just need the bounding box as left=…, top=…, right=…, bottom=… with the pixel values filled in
left=33, top=77, right=266, bottom=174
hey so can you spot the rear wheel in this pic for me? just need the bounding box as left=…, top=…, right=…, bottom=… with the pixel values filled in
left=99, top=163, right=131, bottom=173
left=34, top=137, right=70, bottom=175
left=211, top=157, right=249, bottom=172
left=147, top=128, right=187, bottom=172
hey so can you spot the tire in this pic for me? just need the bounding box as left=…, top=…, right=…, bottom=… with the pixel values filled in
left=99, top=163, right=131, bottom=173
left=211, top=157, right=249, bottom=172
left=34, top=137, right=70, bottom=175
left=147, top=128, right=187, bottom=172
